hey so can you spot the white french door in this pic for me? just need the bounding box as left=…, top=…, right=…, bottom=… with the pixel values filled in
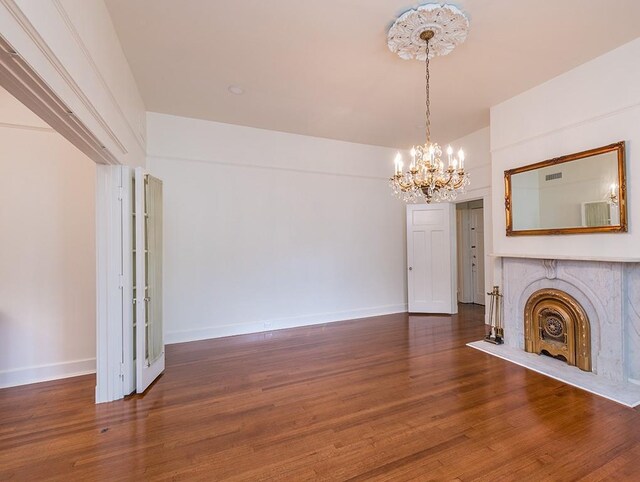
left=134, top=168, right=165, bottom=393
left=406, top=203, right=457, bottom=314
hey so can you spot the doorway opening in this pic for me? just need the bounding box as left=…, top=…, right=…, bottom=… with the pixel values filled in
left=455, top=200, right=485, bottom=306
left=0, top=84, right=97, bottom=389
left=1, top=35, right=121, bottom=402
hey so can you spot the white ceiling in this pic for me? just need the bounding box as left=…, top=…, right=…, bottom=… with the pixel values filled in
left=105, top=0, right=640, bottom=148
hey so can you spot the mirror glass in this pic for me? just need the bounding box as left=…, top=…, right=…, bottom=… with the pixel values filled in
left=505, top=142, right=626, bottom=235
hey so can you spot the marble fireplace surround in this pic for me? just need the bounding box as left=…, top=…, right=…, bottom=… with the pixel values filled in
left=468, top=255, right=640, bottom=407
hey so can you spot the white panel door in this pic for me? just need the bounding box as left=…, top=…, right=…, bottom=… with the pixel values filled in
left=135, top=168, right=165, bottom=393
left=471, top=207, right=485, bottom=305
left=407, top=203, right=457, bottom=314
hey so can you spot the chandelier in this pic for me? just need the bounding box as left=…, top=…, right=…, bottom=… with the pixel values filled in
left=387, top=4, right=470, bottom=203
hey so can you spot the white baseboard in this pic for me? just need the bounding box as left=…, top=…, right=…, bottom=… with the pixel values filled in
left=165, top=304, right=408, bottom=345
left=0, top=358, right=96, bottom=389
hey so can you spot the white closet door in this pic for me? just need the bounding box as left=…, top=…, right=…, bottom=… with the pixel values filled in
left=406, top=203, right=457, bottom=314
left=135, top=168, right=165, bottom=393
left=471, top=207, right=485, bottom=305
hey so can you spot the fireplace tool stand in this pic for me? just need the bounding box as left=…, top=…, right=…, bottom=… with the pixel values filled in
left=485, top=285, right=504, bottom=345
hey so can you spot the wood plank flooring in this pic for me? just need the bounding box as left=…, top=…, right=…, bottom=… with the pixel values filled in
left=2, top=304, right=640, bottom=480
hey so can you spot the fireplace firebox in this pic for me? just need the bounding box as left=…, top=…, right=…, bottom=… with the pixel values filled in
left=524, top=288, right=591, bottom=372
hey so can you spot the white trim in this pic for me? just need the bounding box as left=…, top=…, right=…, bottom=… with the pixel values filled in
left=0, top=358, right=95, bottom=389
left=489, top=252, right=640, bottom=263
left=165, top=304, right=408, bottom=345
left=148, top=154, right=391, bottom=181
left=0, top=121, right=54, bottom=132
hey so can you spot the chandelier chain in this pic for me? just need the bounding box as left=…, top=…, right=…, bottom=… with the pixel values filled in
left=425, top=38, right=430, bottom=144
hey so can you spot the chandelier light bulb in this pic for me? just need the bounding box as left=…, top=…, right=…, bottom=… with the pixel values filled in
left=394, top=152, right=402, bottom=174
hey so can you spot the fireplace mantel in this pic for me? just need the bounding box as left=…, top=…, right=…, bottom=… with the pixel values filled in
left=490, top=253, right=640, bottom=263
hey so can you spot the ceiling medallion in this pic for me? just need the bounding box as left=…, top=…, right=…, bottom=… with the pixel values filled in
left=387, top=4, right=470, bottom=203
left=387, top=4, right=469, bottom=60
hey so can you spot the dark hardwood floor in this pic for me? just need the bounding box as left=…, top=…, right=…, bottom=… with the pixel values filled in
left=2, top=304, right=640, bottom=480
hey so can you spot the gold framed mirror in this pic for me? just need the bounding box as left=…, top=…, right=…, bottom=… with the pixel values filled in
left=505, top=141, right=627, bottom=236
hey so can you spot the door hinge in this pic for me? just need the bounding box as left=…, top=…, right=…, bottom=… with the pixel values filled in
left=119, top=362, right=125, bottom=379
left=117, top=186, right=124, bottom=201
left=118, top=274, right=124, bottom=289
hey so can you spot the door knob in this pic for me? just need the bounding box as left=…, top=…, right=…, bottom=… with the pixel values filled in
left=408, top=267, right=413, bottom=271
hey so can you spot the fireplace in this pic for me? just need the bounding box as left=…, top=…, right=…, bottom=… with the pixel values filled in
left=467, top=256, right=640, bottom=406
left=462, top=255, right=640, bottom=407
left=497, top=256, right=640, bottom=384
left=524, top=288, right=591, bottom=371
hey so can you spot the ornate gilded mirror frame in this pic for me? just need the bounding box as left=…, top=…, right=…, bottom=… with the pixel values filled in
left=505, top=141, right=627, bottom=236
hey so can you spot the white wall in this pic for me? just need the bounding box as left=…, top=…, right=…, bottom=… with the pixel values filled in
left=451, top=127, right=492, bottom=196
left=0, top=0, right=146, bottom=166
left=446, top=126, right=493, bottom=319
left=491, top=37, right=640, bottom=259
left=0, top=87, right=96, bottom=388
left=147, top=113, right=407, bottom=343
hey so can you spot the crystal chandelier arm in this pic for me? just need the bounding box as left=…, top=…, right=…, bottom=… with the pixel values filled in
left=451, top=177, right=468, bottom=190
left=434, top=174, right=453, bottom=189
